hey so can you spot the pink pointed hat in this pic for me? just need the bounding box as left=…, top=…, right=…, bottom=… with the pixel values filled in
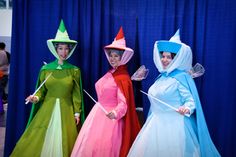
left=104, top=27, right=134, bottom=66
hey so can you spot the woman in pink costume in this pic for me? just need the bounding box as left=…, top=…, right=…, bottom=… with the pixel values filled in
left=71, top=27, right=140, bottom=157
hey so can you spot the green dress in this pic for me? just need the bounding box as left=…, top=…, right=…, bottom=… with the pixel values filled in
left=11, top=60, right=85, bottom=157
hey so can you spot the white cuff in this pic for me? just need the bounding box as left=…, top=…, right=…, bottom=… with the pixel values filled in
left=74, top=113, right=80, bottom=117
left=35, top=96, right=39, bottom=102
left=184, top=106, right=191, bottom=117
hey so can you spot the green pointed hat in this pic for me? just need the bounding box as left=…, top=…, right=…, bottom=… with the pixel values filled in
left=47, top=20, right=78, bottom=59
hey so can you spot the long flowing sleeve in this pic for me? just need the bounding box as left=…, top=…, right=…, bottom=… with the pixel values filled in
left=72, top=68, right=82, bottom=115
left=113, top=87, right=127, bottom=120
left=177, top=79, right=195, bottom=115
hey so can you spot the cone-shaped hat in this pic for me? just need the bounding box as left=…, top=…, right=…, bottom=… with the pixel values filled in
left=157, top=29, right=182, bottom=54
left=104, top=27, right=134, bottom=67
left=105, top=27, right=130, bottom=50
left=47, top=20, right=78, bottom=59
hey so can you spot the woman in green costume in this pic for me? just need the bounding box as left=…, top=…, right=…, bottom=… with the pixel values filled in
left=10, top=20, right=85, bottom=157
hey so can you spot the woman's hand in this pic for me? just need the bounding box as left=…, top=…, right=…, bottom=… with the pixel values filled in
left=106, top=111, right=116, bottom=120
left=178, top=106, right=190, bottom=115
left=25, top=95, right=39, bottom=103
left=74, top=116, right=80, bottom=125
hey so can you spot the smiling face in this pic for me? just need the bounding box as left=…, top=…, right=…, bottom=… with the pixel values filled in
left=56, top=43, right=70, bottom=62
left=161, top=51, right=175, bottom=69
left=108, top=49, right=123, bottom=68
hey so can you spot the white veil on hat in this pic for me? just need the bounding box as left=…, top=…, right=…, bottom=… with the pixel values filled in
left=153, top=29, right=193, bottom=74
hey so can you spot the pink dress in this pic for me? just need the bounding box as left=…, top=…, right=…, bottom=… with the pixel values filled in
left=71, top=72, right=127, bottom=157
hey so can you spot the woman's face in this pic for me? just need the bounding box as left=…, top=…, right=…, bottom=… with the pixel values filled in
left=161, top=52, right=173, bottom=69
left=108, top=50, right=122, bottom=68
left=56, top=43, right=70, bottom=61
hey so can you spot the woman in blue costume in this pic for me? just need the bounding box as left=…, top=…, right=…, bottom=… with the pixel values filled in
left=128, top=30, right=221, bottom=157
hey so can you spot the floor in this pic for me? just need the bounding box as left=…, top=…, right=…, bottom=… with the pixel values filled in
left=0, top=103, right=7, bottom=157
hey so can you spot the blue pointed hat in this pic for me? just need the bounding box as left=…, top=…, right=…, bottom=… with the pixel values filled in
left=157, top=29, right=182, bottom=54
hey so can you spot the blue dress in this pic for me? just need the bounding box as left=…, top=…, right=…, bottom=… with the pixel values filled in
left=128, top=72, right=199, bottom=157
left=128, top=70, right=221, bottom=157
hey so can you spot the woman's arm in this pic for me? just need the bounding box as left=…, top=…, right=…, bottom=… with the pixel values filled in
left=177, top=81, right=195, bottom=116
left=72, top=68, right=82, bottom=123
left=26, top=70, right=47, bottom=103
left=107, top=83, right=128, bottom=120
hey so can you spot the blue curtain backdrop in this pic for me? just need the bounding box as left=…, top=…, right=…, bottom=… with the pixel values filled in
left=4, top=0, right=236, bottom=156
